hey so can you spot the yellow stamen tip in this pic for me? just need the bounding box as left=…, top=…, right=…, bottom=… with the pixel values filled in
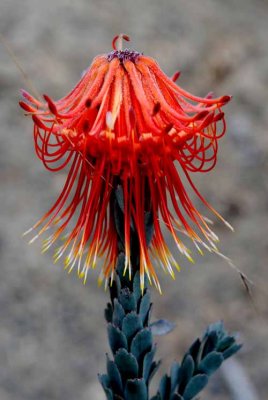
left=187, top=254, right=195, bottom=263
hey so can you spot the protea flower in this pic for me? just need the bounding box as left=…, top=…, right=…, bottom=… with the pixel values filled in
left=20, top=34, right=232, bottom=291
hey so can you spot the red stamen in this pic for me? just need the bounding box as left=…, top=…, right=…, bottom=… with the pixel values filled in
left=19, top=101, right=36, bottom=113
left=32, top=114, right=48, bottom=130
left=171, top=71, right=181, bottom=82
left=43, top=94, right=58, bottom=115
left=213, top=112, right=224, bottom=122
left=219, top=95, right=232, bottom=104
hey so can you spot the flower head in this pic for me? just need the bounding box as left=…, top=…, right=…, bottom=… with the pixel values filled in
left=20, top=35, right=231, bottom=291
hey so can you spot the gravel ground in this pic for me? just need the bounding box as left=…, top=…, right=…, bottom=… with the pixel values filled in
left=1, top=0, right=268, bottom=399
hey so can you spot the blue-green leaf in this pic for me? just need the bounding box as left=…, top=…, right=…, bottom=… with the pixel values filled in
left=122, top=312, right=142, bottom=343
left=148, top=360, right=161, bottom=383
left=115, top=253, right=130, bottom=289
left=217, top=336, right=235, bottom=352
left=183, top=374, right=208, bottom=400
left=113, top=299, right=125, bottom=329
left=150, top=319, right=175, bottom=336
left=170, top=361, right=181, bottom=393
left=102, top=387, right=113, bottom=400
left=179, top=355, right=194, bottom=393
left=139, top=292, right=151, bottom=324
left=107, top=324, right=128, bottom=355
left=202, top=331, right=218, bottom=357
left=98, top=374, right=113, bottom=400
left=143, top=345, right=157, bottom=383
left=104, top=303, right=113, bottom=323
left=188, top=338, right=201, bottom=361
left=119, top=288, right=137, bottom=312
left=133, top=272, right=142, bottom=302
left=131, top=328, right=153, bottom=364
left=125, top=378, right=148, bottom=400
left=115, top=348, right=139, bottom=380
left=159, top=374, right=171, bottom=399
left=223, top=343, right=242, bottom=360
left=198, top=352, right=224, bottom=376
left=206, top=321, right=224, bottom=336
left=109, top=271, right=121, bottom=301
left=170, top=394, right=184, bottom=400
left=106, top=357, right=123, bottom=395
left=98, top=373, right=110, bottom=388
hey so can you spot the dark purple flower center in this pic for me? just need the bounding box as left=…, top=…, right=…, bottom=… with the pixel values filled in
left=107, top=49, right=141, bottom=63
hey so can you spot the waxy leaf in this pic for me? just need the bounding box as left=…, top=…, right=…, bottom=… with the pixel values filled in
left=133, top=271, right=142, bottom=302
left=223, top=343, right=242, bottom=360
left=115, top=348, right=139, bottom=380
left=119, top=288, right=137, bottom=312
left=112, top=299, right=125, bottom=328
left=115, top=253, right=130, bottom=289
left=143, top=345, right=157, bottom=383
left=170, top=394, right=184, bottom=400
left=148, top=360, right=161, bottom=384
left=150, top=319, right=176, bottom=336
left=106, top=357, right=123, bottom=395
left=206, top=321, right=224, bottom=335
left=159, top=374, right=171, bottom=399
left=217, top=335, right=235, bottom=352
left=107, top=324, right=128, bottom=355
left=105, top=303, right=113, bottom=323
left=131, top=328, right=153, bottom=364
left=179, top=355, right=194, bottom=393
left=98, top=373, right=110, bottom=388
left=202, top=331, right=218, bottom=357
left=188, top=338, right=201, bottom=361
left=198, top=352, right=224, bottom=375
left=98, top=374, right=113, bottom=400
left=183, top=374, right=208, bottom=400
left=122, top=312, right=142, bottom=343
left=139, top=291, right=151, bottom=324
left=170, top=361, right=181, bottom=393
left=125, top=378, right=148, bottom=400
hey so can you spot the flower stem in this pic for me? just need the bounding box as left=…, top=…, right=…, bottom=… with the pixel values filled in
left=99, top=185, right=242, bottom=400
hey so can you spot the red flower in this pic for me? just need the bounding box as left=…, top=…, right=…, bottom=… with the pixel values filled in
left=20, top=35, right=232, bottom=292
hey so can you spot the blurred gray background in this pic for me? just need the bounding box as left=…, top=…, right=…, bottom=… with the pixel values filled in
left=1, top=0, right=268, bottom=399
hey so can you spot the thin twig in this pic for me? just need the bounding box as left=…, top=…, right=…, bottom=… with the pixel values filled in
left=0, top=33, right=41, bottom=100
